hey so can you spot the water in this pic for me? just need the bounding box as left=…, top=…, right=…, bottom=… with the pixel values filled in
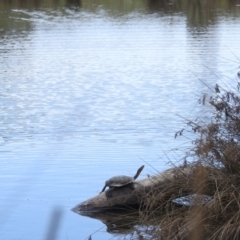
left=1, top=0, right=240, bottom=239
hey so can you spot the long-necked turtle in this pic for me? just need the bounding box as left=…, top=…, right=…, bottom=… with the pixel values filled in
left=100, top=165, right=144, bottom=193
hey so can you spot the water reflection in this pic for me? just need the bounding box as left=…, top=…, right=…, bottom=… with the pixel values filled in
left=65, top=0, right=82, bottom=9
left=76, top=209, right=140, bottom=234
left=148, top=0, right=240, bottom=14
left=0, top=0, right=42, bottom=9
left=1, top=0, right=240, bottom=39
left=148, top=0, right=240, bottom=26
left=1, top=0, right=240, bottom=13
left=0, top=0, right=82, bottom=10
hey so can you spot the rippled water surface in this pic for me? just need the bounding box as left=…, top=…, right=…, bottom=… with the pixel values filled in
left=1, top=0, right=240, bottom=239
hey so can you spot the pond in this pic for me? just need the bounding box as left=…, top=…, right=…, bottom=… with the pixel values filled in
left=0, top=0, right=240, bottom=239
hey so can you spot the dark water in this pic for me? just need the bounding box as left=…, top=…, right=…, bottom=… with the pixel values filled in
left=1, top=0, right=240, bottom=239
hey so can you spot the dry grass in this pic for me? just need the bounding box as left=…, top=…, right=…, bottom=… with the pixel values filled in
left=140, top=82, right=240, bottom=240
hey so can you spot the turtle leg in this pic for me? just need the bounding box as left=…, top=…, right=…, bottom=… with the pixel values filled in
left=106, top=190, right=113, bottom=198
left=129, top=182, right=135, bottom=190
left=100, top=185, right=107, bottom=194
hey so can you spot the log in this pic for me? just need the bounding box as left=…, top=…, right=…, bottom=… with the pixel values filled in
left=72, top=166, right=197, bottom=213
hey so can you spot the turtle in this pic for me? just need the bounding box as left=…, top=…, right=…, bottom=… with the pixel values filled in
left=100, top=165, right=144, bottom=193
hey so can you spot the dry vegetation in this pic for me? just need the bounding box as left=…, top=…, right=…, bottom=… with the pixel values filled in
left=140, top=81, right=240, bottom=240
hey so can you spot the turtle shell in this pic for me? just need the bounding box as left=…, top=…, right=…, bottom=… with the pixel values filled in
left=106, top=175, right=134, bottom=187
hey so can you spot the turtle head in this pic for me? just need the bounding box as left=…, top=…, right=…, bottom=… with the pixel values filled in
left=133, top=165, right=144, bottom=180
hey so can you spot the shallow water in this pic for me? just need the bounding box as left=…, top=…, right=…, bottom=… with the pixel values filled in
left=1, top=0, right=240, bottom=239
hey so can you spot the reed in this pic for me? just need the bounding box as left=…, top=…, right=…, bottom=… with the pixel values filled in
left=140, top=81, right=240, bottom=240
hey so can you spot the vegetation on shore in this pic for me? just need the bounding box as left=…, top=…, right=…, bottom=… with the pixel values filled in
left=140, top=75, right=240, bottom=239
left=79, top=73, right=240, bottom=240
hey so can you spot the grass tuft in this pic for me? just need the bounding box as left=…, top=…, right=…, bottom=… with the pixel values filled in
left=140, top=80, right=240, bottom=239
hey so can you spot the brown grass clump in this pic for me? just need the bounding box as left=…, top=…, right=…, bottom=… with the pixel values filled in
left=141, top=83, right=240, bottom=240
